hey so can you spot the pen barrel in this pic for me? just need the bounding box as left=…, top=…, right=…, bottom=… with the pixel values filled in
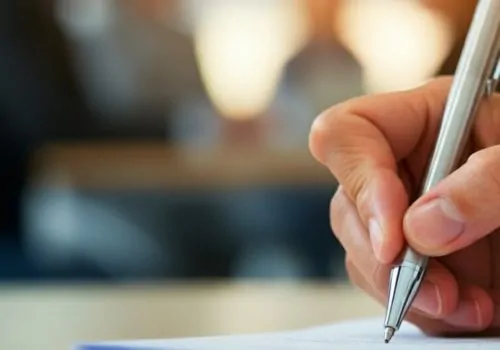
left=401, top=0, right=500, bottom=271
left=401, top=248, right=428, bottom=268
left=386, top=0, right=500, bottom=333
left=420, top=0, right=500, bottom=195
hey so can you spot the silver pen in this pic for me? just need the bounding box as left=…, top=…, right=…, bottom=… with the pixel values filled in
left=383, top=0, right=500, bottom=343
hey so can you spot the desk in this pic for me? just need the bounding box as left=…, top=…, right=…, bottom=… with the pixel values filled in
left=28, top=142, right=334, bottom=189
left=0, top=282, right=382, bottom=350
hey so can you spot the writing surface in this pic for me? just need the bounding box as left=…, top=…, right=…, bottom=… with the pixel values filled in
left=77, top=318, right=500, bottom=349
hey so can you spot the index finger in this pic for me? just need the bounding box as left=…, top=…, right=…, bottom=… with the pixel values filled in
left=309, top=77, right=452, bottom=263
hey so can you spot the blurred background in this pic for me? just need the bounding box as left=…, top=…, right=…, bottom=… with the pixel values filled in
left=0, top=0, right=478, bottom=283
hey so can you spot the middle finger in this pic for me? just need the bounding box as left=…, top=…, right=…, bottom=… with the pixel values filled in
left=331, top=186, right=459, bottom=318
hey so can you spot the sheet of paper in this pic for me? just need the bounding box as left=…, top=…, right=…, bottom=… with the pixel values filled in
left=77, top=318, right=500, bottom=350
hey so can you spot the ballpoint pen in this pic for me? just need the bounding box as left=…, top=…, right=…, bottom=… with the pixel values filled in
left=383, top=0, right=500, bottom=343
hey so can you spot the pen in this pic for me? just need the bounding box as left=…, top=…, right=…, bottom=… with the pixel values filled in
left=383, top=0, right=500, bottom=343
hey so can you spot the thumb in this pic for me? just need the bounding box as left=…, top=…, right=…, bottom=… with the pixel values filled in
left=404, top=145, right=500, bottom=256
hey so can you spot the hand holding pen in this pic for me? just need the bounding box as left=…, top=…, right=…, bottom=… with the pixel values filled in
left=309, top=0, right=500, bottom=340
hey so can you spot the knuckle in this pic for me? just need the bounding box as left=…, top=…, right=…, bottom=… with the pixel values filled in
left=373, top=264, right=391, bottom=297
left=344, top=255, right=353, bottom=270
left=467, top=148, right=491, bottom=165
left=308, top=109, right=336, bottom=163
left=331, top=154, right=372, bottom=216
left=330, top=186, right=358, bottom=240
left=309, top=104, right=351, bottom=164
left=467, top=147, right=500, bottom=197
left=310, top=105, right=376, bottom=207
left=329, top=188, right=346, bottom=237
left=345, top=257, right=363, bottom=287
left=343, top=158, right=371, bottom=203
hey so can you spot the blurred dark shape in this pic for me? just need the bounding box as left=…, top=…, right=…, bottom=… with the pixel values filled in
left=0, top=0, right=475, bottom=282
left=0, top=0, right=92, bottom=253
left=292, top=0, right=363, bottom=113
left=285, top=39, right=364, bottom=115
left=58, top=0, right=204, bottom=139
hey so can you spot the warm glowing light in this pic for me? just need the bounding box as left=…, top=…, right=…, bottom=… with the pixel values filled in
left=194, top=0, right=308, bottom=120
left=337, top=0, right=454, bottom=93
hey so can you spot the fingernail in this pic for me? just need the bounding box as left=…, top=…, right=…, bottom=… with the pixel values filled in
left=405, top=197, right=465, bottom=249
left=369, top=219, right=384, bottom=261
left=446, top=299, right=481, bottom=328
left=413, top=281, right=442, bottom=316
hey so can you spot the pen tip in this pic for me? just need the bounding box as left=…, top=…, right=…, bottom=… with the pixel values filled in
left=384, top=327, right=395, bottom=344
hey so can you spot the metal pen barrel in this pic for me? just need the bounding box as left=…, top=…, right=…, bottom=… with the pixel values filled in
left=423, top=0, right=500, bottom=195
left=383, top=0, right=500, bottom=342
left=401, top=0, right=500, bottom=270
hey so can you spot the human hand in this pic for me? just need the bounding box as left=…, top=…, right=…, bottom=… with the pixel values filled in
left=309, top=76, right=500, bottom=336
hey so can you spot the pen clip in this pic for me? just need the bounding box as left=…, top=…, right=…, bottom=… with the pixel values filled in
left=486, top=55, right=500, bottom=96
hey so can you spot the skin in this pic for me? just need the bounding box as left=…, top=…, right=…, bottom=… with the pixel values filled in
left=309, top=76, right=500, bottom=336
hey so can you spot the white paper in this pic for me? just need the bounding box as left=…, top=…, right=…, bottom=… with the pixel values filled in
left=77, top=318, right=500, bottom=349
